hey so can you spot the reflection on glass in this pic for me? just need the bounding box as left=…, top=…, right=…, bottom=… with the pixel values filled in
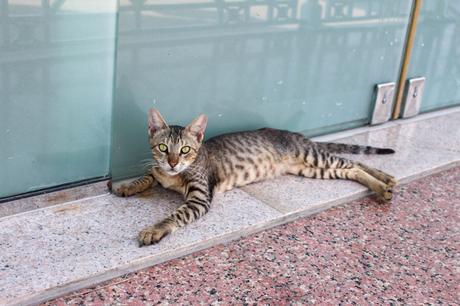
left=112, top=0, right=412, bottom=180
left=408, top=0, right=460, bottom=112
left=0, top=1, right=116, bottom=198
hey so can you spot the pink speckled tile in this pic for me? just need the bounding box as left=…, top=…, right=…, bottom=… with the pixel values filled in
left=43, top=167, right=460, bottom=305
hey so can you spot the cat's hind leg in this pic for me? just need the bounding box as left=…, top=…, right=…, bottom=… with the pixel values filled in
left=355, top=162, right=397, bottom=187
left=320, top=152, right=397, bottom=188
left=304, top=148, right=397, bottom=190
left=294, top=166, right=393, bottom=201
left=109, top=174, right=157, bottom=197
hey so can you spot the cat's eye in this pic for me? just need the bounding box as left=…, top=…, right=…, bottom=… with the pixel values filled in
left=180, top=146, right=191, bottom=154
left=158, top=143, right=168, bottom=152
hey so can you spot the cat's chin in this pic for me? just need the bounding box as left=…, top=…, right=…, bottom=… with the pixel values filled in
left=163, top=169, right=183, bottom=176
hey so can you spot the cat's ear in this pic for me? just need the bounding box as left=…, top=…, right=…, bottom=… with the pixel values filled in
left=148, top=108, right=168, bottom=136
left=185, top=114, right=208, bottom=143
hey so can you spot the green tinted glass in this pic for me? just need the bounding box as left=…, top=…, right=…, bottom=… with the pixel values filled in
left=111, top=0, right=412, bottom=180
left=0, top=1, right=117, bottom=198
left=407, top=0, right=460, bottom=112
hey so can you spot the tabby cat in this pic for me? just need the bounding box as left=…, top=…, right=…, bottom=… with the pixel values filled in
left=110, top=109, right=397, bottom=246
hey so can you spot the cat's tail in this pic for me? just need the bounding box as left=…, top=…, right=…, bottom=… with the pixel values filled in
left=316, top=142, right=395, bottom=155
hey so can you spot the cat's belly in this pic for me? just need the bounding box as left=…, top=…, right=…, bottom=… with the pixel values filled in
left=214, top=162, right=287, bottom=193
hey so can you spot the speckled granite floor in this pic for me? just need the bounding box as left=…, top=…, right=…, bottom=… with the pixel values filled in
left=43, top=166, right=460, bottom=305
left=1, top=108, right=459, bottom=305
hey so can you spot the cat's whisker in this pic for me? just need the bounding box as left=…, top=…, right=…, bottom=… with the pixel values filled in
left=139, top=158, right=157, bottom=170
left=140, top=161, right=158, bottom=172
left=139, top=158, right=153, bottom=163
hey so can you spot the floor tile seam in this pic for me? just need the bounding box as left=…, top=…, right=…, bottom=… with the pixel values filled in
left=0, top=194, right=111, bottom=223
left=237, top=187, right=291, bottom=214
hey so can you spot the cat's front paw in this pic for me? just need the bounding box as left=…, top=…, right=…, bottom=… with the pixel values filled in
left=107, top=180, right=113, bottom=191
left=111, top=183, right=135, bottom=197
left=138, top=226, right=170, bottom=246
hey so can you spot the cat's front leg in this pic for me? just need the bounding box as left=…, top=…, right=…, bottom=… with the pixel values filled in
left=138, top=179, right=213, bottom=246
left=109, top=174, right=157, bottom=197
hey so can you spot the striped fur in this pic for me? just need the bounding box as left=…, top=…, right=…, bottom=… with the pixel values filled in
left=111, top=109, right=397, bottom=246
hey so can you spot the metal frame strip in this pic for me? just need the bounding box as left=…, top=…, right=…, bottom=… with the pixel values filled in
left=392, top=0, right=423, bottom=119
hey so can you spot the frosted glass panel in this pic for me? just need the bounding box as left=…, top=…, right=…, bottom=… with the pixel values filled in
left=407, top=0, right=460, bottom=112
left=112, top=0, right=412, bottom=179
left=0, top=1, right=117, bottom=198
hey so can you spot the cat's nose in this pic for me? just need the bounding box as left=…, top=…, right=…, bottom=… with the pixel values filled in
left=168, top=159, right=178, bottom=168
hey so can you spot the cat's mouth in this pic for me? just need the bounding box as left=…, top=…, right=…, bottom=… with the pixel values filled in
left=163, top=167, right=183, bottom=176
left=158, top=163, right=187, bottom=176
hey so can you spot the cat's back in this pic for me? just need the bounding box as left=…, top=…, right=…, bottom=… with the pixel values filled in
left=205, top=128, right=307, bottom=153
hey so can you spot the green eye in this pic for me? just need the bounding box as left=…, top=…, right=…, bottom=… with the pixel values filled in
left=180, top=146, right=191, bottom=154
left=158, top=143, right=168, bottom=152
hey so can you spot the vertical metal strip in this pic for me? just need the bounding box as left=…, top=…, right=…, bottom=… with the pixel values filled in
left=392, top=0, right=423, bottom=120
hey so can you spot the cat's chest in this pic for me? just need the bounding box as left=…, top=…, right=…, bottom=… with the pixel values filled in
left=151, top=169, right=185, bottom=193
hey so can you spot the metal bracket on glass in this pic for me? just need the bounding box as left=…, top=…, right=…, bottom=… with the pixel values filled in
left=371, top=82, right=395, bottom=125
left=402, top=77, right=425, bottom=118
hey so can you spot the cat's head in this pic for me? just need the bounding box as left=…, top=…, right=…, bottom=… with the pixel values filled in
left=148, top=108, right=207, bottom=176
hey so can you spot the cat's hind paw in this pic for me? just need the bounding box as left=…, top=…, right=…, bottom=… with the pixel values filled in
left=382, top=188, right=393, bottom=201
left=379, top=184, right=394, bottom=201
left=386, top=176, right=398, bottom=188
